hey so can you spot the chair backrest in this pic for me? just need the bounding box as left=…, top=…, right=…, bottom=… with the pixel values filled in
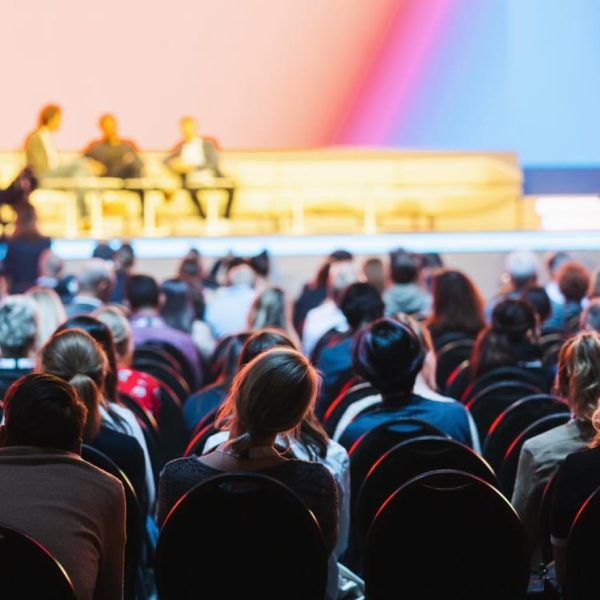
left=483, top=394, right=569, bottom=473
left=139, top=340, right=199, bottom=390
left=183, top=421, right=218, bottom=457
left=499, top=413, right=570, bottom=497
left=133, top=345, right=180, bottom=372
left=81, top=445, right=144, bottom=600
left=443, top=359, right=470, bottom=399
left=356, top=436, right=498, bottom=554
left=462, top=367, right=544, bottom=404
left=566, top=484, right=600, bottom=600
left=365, top=469, right=530, bottom=600
left=156, top=387, right=188, bottom=466
left=155, top=473, right=328, bottom=600
left=538, top=471, right=558, bottom=565
left=0, top=524, right=77, bottom=600
left=322, top=380, right=379, bottom=437
left=132, top=358, right=191, bottom=403
left=435, top=339, right=475, bottom=392
left=465, top=381, right=543, bottom=443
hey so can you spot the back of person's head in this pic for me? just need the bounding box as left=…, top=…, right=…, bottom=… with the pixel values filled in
left=338, top=282, right=384, bottom=330
left=56, top=316, right=119, bottom=403
left=249, top=250, right=270, bottom=279
left=504, top=250, right=539, bottom=290
left=114, top=242, right=135, bottom=270
left=0, top=295, right=38, bottom=358
left=328, top=258, right=358, bottom=301
left=92, top=242, right=116, bottom=262
left=428, top=269, right=485, bottom=336
left=38, top=249, right=64, bottom=279
left=78, top=258, right=114, bottom=302
left=521, top=286, right=552, bottom=324
left=249, top=287, right=287, bottom=331
left=490, top=298, right=537, bottom=341
left=546, top=251, right=571, bottom=278
left=555, top=332, right=600, bottom=420
left=25, top=287, right=66, bottom=349
left=38, top=104, right=61, bottom=127
left=557, top=260, right=591, bottom=303
left=239, top=329, right=296, bottom=368
left=177, top=256, right=203, bottom=282
left=1, top=374, right=86, bottom=452
left=352, top=318, right=424, bottom=397
left=210, top=332, right=252, bottom=384
left=581, top=299, right=600, bottom=333
left=218, top=348, right=319, bottom=458
left=94, top=305, right=132, bottom=361
left=40, top=329, right=107, bottom=441
left=389, top=248, right=419, bottom=285
left=314, top=249, right=353, bottom=288
left=362, top=257, right=385, bottom=294
left=227, top=260, right=255, bottom=287
left=160, top=278, right=194, bottom=333
left=126, top=274, right=160, bottom=311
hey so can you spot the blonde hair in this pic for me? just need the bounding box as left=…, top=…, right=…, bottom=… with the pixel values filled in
left=555, top=331, right=600, bottom=421
left=93, top=305, right=132, bottom=360
left=216, top=348, right=319, bottom=458
left=39, top=329, right=108, bottom=442
left=26, top=287, right=66, bottom=349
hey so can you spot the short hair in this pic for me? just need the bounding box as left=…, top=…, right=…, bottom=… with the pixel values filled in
left=92, top=242, right=116, bottom=261
left=389, top=249, right=419, bottom=284
left=547, top=251, right=571, bottom=276
left=94, top=305, right=132, bottom=360
left=126, top=274, right=160, bottom=310
left=0, top=296, right=38, bottom=357
left=78, top=259, right=114, bottom=293
left=3, top=374, right=86, bottom=451
left=38, top=250, right=64, bottom=278
left=521, top=286, right=552, bottom=323
left=38, top=104, right=61, bottom=126
left=239, top=329, right=296, bottom=368
left=352, top=318, right=424, bottom=396
left=581, top=299, right=600, bottom=333
left=504, top=250, right=539, bottom=288
left=558, top=261, right=591, bottom=302
left=338, top=282, right=384, bottom=330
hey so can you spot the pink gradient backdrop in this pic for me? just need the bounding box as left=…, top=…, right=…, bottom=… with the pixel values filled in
left=1, top=0, right=398, bottom=150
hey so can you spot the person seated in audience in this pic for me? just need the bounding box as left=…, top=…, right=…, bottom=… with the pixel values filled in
left=66, top=258, right=115, bottom=317
left=550, top=395, right=600, bottom=584
left=293, top=249, right=353, bottom=336
left=426, top=269, right=486, bottom=349
left=544, top=251, right=571, bottom=306
left=203, top=328, right=351, bottom=559
left=313, top=282, right=384, bottom=417
left=362, top=257, right=385, bottom=294
left=418, top=252, right=444, bottom=292
left=204, top=258, right=257, bottom=339
left=512, top=332, right=599, bottom=561
left=0, top=295, right=38, bottom=401
left=109, top=242, right=135, bottom=304
left=40, top=329, right=147, bottom=512
left=521, top=286, right=554, bottom=333
left=3, top=203, right=51, bottom=293
left=157, top=347, right=339, bottom=557
left=546, top=260, right=590, bottom=332
left=332, top=318, right=476, bottom=448
left=183, top=332, right=250, bottom=435
left=383, top=248, right=431, bottom=318
left=26, top=286, right=66, bottom=349
left=302, top=254, right=358, bottom=358
left=580, top=299, right=600, bottom=333
left=95, top=305, right=161, bottom=417
left=37, top=249, right=64, bottom=289
left=0, top=374, right=126, bottom=600
left=248, top=286, right=299, bottom=345
left=126, top=274, right=202, bottom=389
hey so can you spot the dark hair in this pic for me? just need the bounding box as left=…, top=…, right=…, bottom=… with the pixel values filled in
left=314, top=250, right=354, bottom=288
left=3, top=374, right=86, bottom=451
left=558, top=261, right=591, bottom=303
left=521, top=286, right=552, bottom=323
left=427, top=270, right=486, bottom=339
left=210, top=333, right=252, bottom=384
left=389, top=249, right=419, bottom=284
left=92, top=242, right=115, bottom=261
left=353, top=318, right=424, bottom=398
left=249, top=250, right=270, bottom=278
left=178, top=256, right=203, bottom=281
left=338, top=282, right=384, bottom=330
left=419, top=253, right=444, bottom=270
left=160, top=278, right=195, bottom=333
left=471, top=299, right=538, bottom=377
left=38, top=104, right=61, bottom=126
left=126, top=274, right=160, bottom=310
left=115, top=243, right=135, bottom=270
left=362, top=258, right=385, bottom=294
left=239, top=329, right=296, bottom=367
left=547, top=251, right=571, bottom=276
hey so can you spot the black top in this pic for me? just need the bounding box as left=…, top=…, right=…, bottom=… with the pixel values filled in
left=157, top=456, right=339, bottom=554
left=182, top=383, right=228, bottom=435
left=550, top=444, right=600, bottom=542
left=3, top=234, right=51, bottom=293
left=0, top=364, right=34, bottom=401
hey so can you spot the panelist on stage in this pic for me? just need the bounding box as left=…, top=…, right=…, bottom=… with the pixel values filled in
left=165, top=116, right=235, bottom=219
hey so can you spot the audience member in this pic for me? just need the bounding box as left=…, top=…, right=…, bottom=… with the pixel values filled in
left=0, top=374, right=125, bottom=600
left=547, top=260, right=591, bottom=332
left=580, top=298, right=600, bottom=333
left=362, top=257, right=385, bottom=294
left=0, top=295, right=38, bottom=400
left=248, top=250, right=271, bottom=294
left=157, top=348, right=339, bottom=557
left=521, top=286, right=553, bottom=332
left=26, top=286, right=66, bottom=349
left=37, top=249, right=64, bottom=289
left=67, top=258, right=115, bottom=317
left=3, top=203, right=51, bottom=293
left=545, top=251, right=571, bottom=305
left=248, top=286, right=299, bottom=344
left=426, top=269, right=486, bottom=348
left=127, top=274, right=202, bottom=389
left=383, top=248, right=431, bottom=317
left=418, top=252, right=444, bottom=292
left=110, top=242, right=135, bottom=304
left=333, top=318, right=476, bottom=448
left=588, top=266, right=600, bottom=300
left=512, top=332, right=599, bottom=559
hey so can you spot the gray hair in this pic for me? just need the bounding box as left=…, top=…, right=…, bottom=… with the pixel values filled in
left=78, top=259, right=115, bottom=293
left=0, top=296, right=39, bottom=357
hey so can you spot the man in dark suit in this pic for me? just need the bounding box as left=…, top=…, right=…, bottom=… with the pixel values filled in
left=165, top=116, right=235, bottom=218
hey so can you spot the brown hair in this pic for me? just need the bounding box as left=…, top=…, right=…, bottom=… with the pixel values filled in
left=216, top=348, right=319, bottom=458
left=39, top=329, right=108, bottom=442
left=38, top=104, right=61, bottom=126
left=558, top=261, right=591, bottom=303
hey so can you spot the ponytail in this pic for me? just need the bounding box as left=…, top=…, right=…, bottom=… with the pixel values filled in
left=68, top=373, right=102, bottom=442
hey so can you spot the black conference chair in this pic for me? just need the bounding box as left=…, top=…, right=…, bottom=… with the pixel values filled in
left=132, top=359, right=191, bottom=403
left=365, top=469, right=530, bottom=600
left=137, top=340, right=198, bottom=391
left=566, top=485, right=600, bottom=600
left=465, top=381, right=543, bottom=443
left=133, top=345, right=180, bottom=373
left=322, top=380, right=379, bottom=437
left=155, top=473, right=328, bottom=600
left=443, top=359, right=470, bottom=399
left=461, top=366, right=545, bottom=404
left=81, top=445, right=144, bottom=600
left=0, top=524, right=77, bottom=600
left=155, top=387, right=188, bottom=465
left=183, top=420, right=218, bottom=457
left=499, top=413, right=570, bottom=498
left=483, top=394, right=569, bottom=473
left=538, top=472, right=558, bottom=565
left=435, top=339, right=474, bottom=392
